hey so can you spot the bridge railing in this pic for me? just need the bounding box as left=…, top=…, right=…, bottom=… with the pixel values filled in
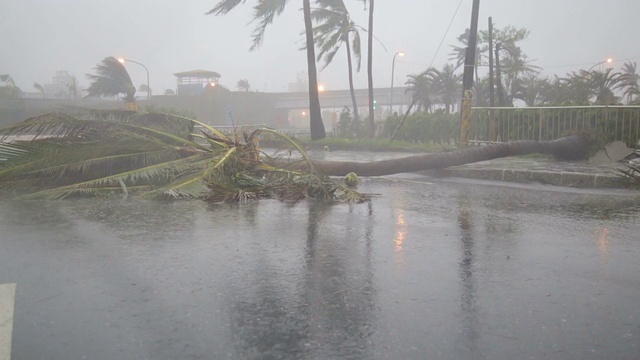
left=470, top=106, right=640, bottom=147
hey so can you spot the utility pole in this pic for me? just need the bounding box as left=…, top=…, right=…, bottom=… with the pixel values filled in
left=458, top=0, right=480, bottom=147
left=488, top=17, right=496, bottom=141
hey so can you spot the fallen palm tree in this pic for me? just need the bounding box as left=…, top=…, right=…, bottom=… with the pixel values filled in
left=0, top=111, right=591, bottom=202
left=305, top=135, right=590, bottom=176
left=0, top=111, right=368, bottom=203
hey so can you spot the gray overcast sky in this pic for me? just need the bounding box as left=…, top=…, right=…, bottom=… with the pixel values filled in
left=2, top=0, right=639, bottom=94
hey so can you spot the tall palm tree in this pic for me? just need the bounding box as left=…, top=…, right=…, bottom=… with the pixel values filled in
left=366, top=0, right=375, bottom=137
left=472, top=76, right=490, bottom=106
left=581, top=68, right=621, bottom=105
left=237, top=79, right=251, bottom=92
left=405, top=70, right=435, bottom=112
left=449, top=28, right=486, bottom=81
left=85, top=56, right=136, bottom=102
left=479, top=25, right=532, bottom=106
left=207, top=0, right=326, bottom=140
left=513, top=74, right=549, bottom=106
left=619, top=62, right=640, bottom=104
left=558, top=71, right=592, bottom=105
left=500, top=47, right=540, bottom=101
left=431, top=64, right=462, bottom=113
left=67, top=76, right=78, bottom=100
left=311, top=0, right=362, bottom=127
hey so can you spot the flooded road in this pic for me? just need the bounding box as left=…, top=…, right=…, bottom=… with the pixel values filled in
left=1, top=176, right=640, bottom=359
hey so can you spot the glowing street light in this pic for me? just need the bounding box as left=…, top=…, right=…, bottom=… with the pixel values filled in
left=587, top=57, right=613, bottom=72
left=389, top=51, right=405, bottom=113
left=118, top=58, right=150, bottom=100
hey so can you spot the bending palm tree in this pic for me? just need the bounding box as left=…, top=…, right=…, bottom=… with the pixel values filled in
left=85, top=56, right=136, bottom=103
left=207, top=0, right=326, bottom=140
left=237, top=79, right=251, bottom=92
left=33, top=83, right=45, bottom=99
left=311, top=0, right=362, bottom=129
left=0, top=75, right=22, bottom=98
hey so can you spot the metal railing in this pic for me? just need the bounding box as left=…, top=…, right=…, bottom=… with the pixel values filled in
left=470, top=106, right=640, bottom=147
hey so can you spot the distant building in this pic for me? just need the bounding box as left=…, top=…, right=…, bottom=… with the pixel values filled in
left=174, top=70, right=221, bottom=96
left=288, top=72, right=308, bottom=92
left=43, top=71, right=77, bottom=99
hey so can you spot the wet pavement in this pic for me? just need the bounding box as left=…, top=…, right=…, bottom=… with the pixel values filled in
left=1, top=176, right=640, bottom=359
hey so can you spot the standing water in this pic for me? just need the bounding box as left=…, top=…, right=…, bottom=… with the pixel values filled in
left=1, top=175, right=640, bottom=359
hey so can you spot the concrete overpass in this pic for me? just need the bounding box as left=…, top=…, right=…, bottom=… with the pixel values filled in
left=1, top=86, right=414, bottom=129
left=274, top=86, right=413, bottom=111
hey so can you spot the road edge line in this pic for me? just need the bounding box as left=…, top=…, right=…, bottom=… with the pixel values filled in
left=0, top=283, right=16, bottom=360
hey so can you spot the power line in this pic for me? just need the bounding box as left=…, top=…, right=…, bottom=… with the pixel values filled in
left=425, top=0, right=464, bottom=70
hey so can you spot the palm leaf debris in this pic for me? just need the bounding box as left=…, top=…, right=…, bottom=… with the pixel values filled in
left=0, top=110, right=371, bottom=203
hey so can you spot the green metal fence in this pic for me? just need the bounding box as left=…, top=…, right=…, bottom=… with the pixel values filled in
left=470, top=106, right=640, bottom=147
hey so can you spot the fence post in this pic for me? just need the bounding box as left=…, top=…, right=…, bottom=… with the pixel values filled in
left=604, top=105, right=610, bottom=141
left=538, top=108, right=543, bottom=141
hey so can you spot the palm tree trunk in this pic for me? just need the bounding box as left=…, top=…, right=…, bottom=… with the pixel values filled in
left=345, top=35, right=360, bottom=130
left=303, top=0, right=326, bottom=140
left=366, top=0, right=375, bottom=138
left=308, top=135, right=588, bottom=176
left=495, top=44, right=507, bottom=107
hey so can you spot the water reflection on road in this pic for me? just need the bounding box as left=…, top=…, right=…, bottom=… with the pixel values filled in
left=1, top=178, right=640, bottom=359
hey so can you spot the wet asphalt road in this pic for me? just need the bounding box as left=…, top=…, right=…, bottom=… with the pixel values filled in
left=1, top=175, right=640, bottom=360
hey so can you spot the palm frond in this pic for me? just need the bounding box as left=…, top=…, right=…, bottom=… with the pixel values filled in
left=18, top=153, right=207, bottom=200
left=250, top=0, right=291, bottom=50
left=1, top=111, right=370, bottom=204
left=206, top=0, right=247, bottom=15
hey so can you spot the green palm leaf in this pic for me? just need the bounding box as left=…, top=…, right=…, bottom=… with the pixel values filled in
left=19, top=153, right=208, bottom=200
left=1, top=110, right=370, bottom=204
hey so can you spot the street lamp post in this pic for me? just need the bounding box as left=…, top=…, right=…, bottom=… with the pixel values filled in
left=118, top=58, right=150, bottom=100
left=587, top=58, right=613, bottom=72
left=389, top=51, right=404, bottom=115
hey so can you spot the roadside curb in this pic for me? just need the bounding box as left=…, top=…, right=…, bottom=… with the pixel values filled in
left=422, top=167, right=628, bottom=189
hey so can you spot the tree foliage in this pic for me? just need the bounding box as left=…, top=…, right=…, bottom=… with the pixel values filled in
left=0, top=75, right=22, bottom=99
left=207, top=0, right=326, bottom=140
left=85, top=57, right=136, bottom=102
left=405, top=65, right=461, bottom=113
left=0, top=110, right=367, bottom=202
left=311, top=0, right=363, bottom=124
left=236, top=79, right=251, bottom=92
